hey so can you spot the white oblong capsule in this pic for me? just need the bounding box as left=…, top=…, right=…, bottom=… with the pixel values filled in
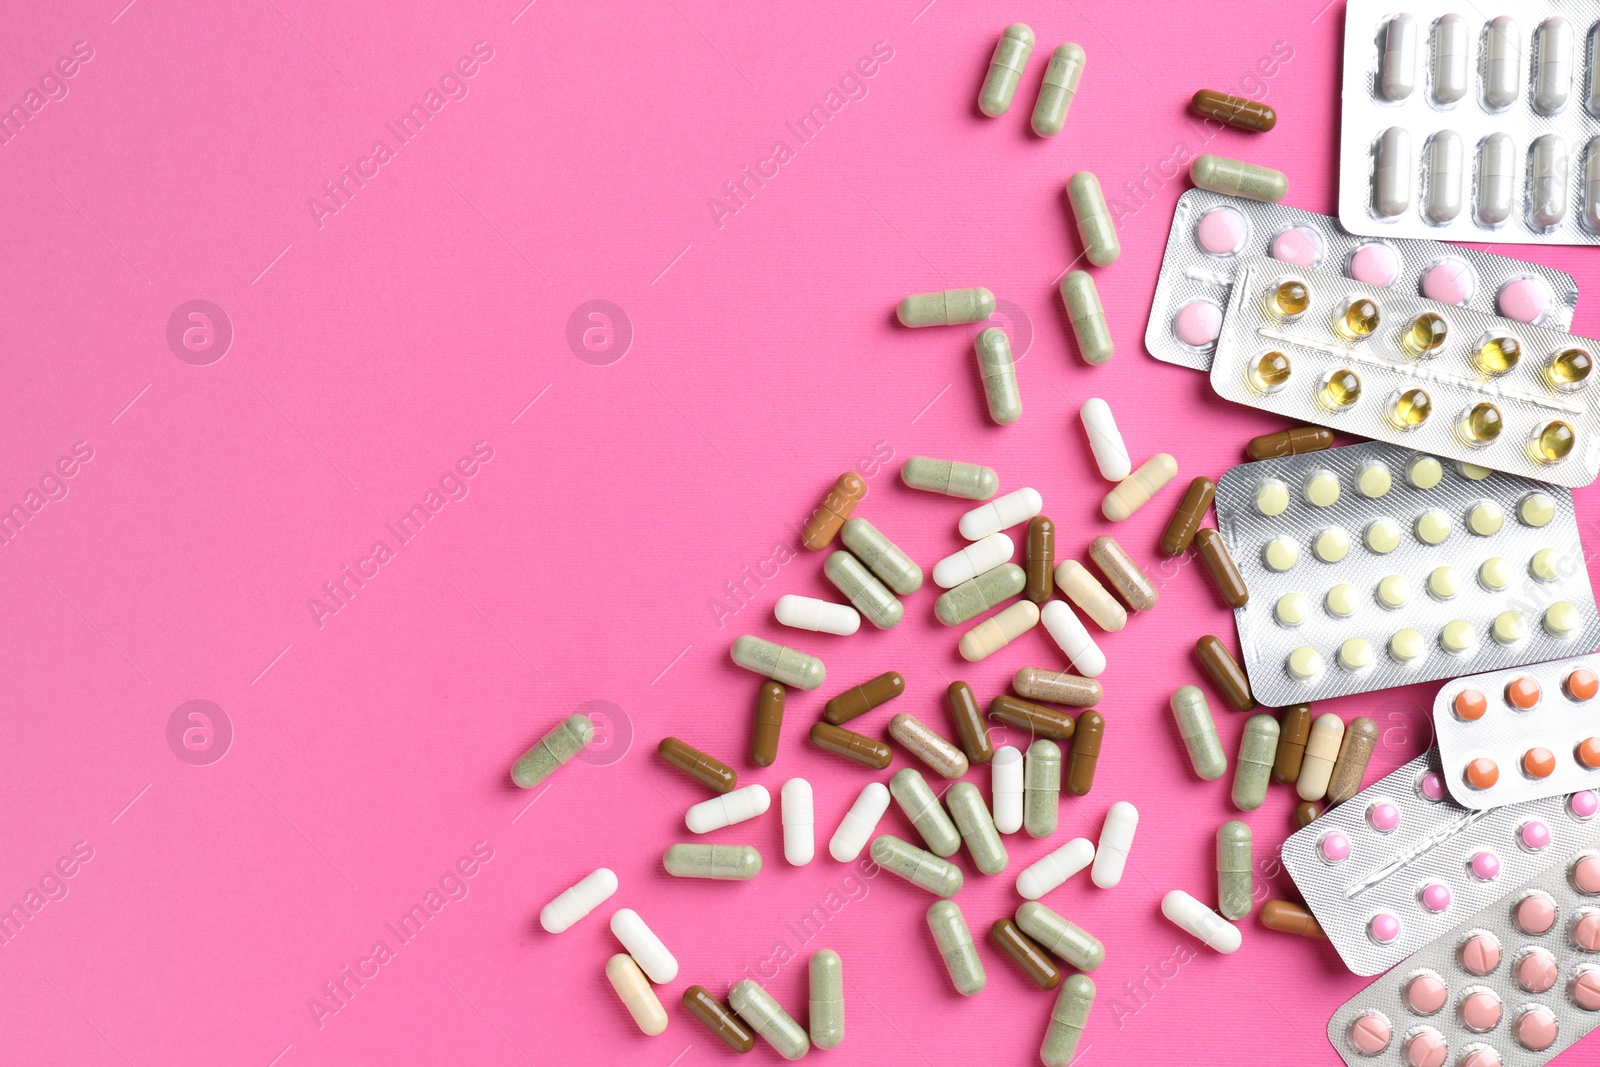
left=1161, top=890, right=1241, bottom=954
left=1040, top=601, right=1106, bottom=678
left=1017, top=837, right=1096, bottom=900
left=1477, top=132, right=1516, bottom=225
left=1534, top=17, right=1572, bottom=115
left=992, top=746, right=1024, bottom=834
left=610, top=908, right=679, bottom=984
left=686, top=783, right=771, bottom=834
left=782, top=778, right=815, bottom=866
left=1426, top=130, right=1463, bottom=222
left=1584, top=137, right=1600, bottom=230
left=539, top=868, right=618, bottom=933
left=1375, top=127, right=1412, bottom=217
left=1053, top=559, right=1127, bottom=632
left=829, top=781, right=889, bottom=862
left=1431, top=14, right=1468, bottom=105
left=774, top=594, right=860, bottom=636
left=1530, top=134, right=1570, bottom=229
left=1296, top=714, right=1346, bottom=801
left=958, top=599, right=1040, bottom=662
left=1380, top=15, right=1416, bottom=100
left=606, top=953, right=669, bottom=1035
left=1484, top=16, right=1521, bottom=109
left=933, top=531, right=1015, bottom=589
left=1079, top=398, right=1131, bottom=482
left=958, top=487, right=1043, bottom=540
left=1090, top=801, right=1138, bottom=889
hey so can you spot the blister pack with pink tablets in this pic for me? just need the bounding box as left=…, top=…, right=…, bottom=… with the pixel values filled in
left=1282, top=751, right=1600, bottom=975
left=1434, top=656, right=1600, bottom=812
left=1146, top=189, right=1579, bottom=371
left=1327, top=844, right=1600, bottom=1067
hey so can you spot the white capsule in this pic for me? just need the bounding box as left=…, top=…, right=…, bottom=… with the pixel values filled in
left=606, top=953, right=669, bottom=1036
left=1090, top=801, right=1138, bottom=889
left=1534, top=17, right=1572, bottom=115
left=1375, top=127, right=1411, bottom=217
left=1584, top=138, right=1600, bottom=230
left=539, top=867, right=618, bottom=933
left=1161, top=890, right=1241, bottom=953
left=1531, top=134, right=1570, bottom=229
left=1040, top=600, right=1106, bottom=678
left=958, top=599, right=1040, bottom=662
left=1477, top=132, right=1516, bottom=225
left=1431, top=14, right=1468, bottom=105
left=1017, top=837, right=1096, bottom=900
left=1484, top=16, right=1521, bottom=109
left=933, top=532, right=1015, bottom=589
left=992, top=746, right=1024, bottom=834
left=829, top=781, right=889, bottom=862
left=610, top=908, right=678, bottom=984
left=782, top=778, right=815, bottom=866
left=774, top=594, right=860, bottom=636
left=1425, top=130, right=1462, bottom=222
left=686, top=783, right=771, bottom=834
left=958, top=487, right=1042, bottom=540
left=1079, top=398, right=1131, bottom=481
left=1380, top=15, right=1416, bottom=100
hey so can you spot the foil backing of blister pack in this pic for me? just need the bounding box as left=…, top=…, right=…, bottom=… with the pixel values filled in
left=1282, top=752, right=1600, bottom=976
left=1214, top=440, right=1600, bottom=707
left=1339, top=0, right=1600, bottom=245
left=1146, top=189, right=1579, bottom=371
left=1209, top=256, right=1600, bottom=487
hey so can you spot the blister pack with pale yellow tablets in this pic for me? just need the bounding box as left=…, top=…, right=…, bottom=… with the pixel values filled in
left=1210, top=256, right=1600, bottom=487
left=1213, top=440, right=1599, bottom=707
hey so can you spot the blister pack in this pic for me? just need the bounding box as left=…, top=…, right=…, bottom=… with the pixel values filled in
left=1434, top=655, right=1600, bottom=812
left=1146, top=189, right=1579, bottom=371
left=1209, top=255, right=1600, bottom=488
left=1282, top=751, right=1600, bottom=976
left=1326, top=843, right=1600, bottom=1067
left=1213, top=440, right=1599, bottom=708
left=1339, top=0, right=1600, bottom=245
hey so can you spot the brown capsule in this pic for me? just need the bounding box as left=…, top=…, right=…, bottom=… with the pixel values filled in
left=1195, top=528, right=1249, bottom=608
left=809, top=721, right=893, bottom=769
left=800, top=472, right=866, bottom=550
left=1025, top=516, right=1056, bottom=603
left=751, top=682, right=785, bottom=767
left=658, top=737, right=738, bottom=794
left=947, top=681, right=994, bottom=764
left=1089, top=535, right=1157, bottom=611
left=1012, top=667, right=1102, bottom=707
left=1325, top=716, right=1378, bottom=805
left=1274, top=705, right=1313, bottom=783
left=1196, top=635, right=1255, bottom=712
left=989, top=695, right=1076, bottom=741
left=682, top=985, right=756, bottom=1052
left=1245, top=426, right=1333, bottom=461
left=1293, top=801, right=1322, bottom=828
left=1191, top=89, right=1278, bottom=132
left=823, top=671, right=906, bottom=725
left=1260, top=900, right=1326, bottom=939
left=889, top=712, right=969, bottom=779
left=988, top=918, right=1062, bottom=990
left=1160, top=476, right=1216, bottom=557
left=1066, top=711, right=1104, bottom=796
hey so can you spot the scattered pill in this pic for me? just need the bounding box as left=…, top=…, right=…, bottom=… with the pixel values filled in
left=730, top=979, right=809, bottom=1060
left=1162, top=889, right=1241, bottom=952
left=809, top=721, right=893, bottom=769
left=782, top=778, right=814, bottom=866
left=1041, top=975, right=1096, bottom=1067
left=1102, top=454, right=1177, bottom=522
left=824, top=550, right=903, bottom=629
left=774, top=594, right=861, bottom=636
left=947, top=681, right=995, bottom=764
left=830, top=782, right=890, bottom=862
left=1262, top=900, right=1325, bottom=938
left=1326, top=717, right=1377, bottom=804
left=897, top=287, right=996, bottom=327
left=1017, top=837, right=1096, bottom=900
left=683, top=986, right=755, bottom=1052
left=928, top=900, right=986, bottom=995
left=1013, top=667, right=1102, bottom=707
left=992, top=746, right=1024, bottom=834
left=1067, top=711, right=1103, bottom=796
left=1246, top=426, right=1332, bottom=461
left=890, top=768, right=961, bottom=857
left=1197, top=634, right=1254, bottom=712
left=659, top=737, right=738, bottom=794
left=1297, top=714, right=1345, bottom=801
left=801, top=473, right=865, bottom=550
left=1039, top=600, right=1107, bottom=678
left=933, top=531, right=1014, bottom=588
left=1274, top=705, right=1312, bottom=783
left=960, top=487, right=1043, bottom=540
left=1080, top=398, right=1132, bottom=482
left=990, top=918, right=1062, bottom=989
left=1195, top=528, right=1248, bottom=607
left=1171, top=685, right=1227, bottom=781
left=1161, top=477, right=1216, bottom=557
left=1032, top=43, right=1086, bottom=137
left=975, top=327, right=1021, bottom=424
left=1090, top=535, right=1158, bottom=610
left=989, top=694, right=1076, bottom=741
left=1024, top=740, right=1062, bottom=839
left=823, top=671, right=905, bottom=726
left=1054, top=559, right=1127, bottom=631
left=1025, top=517, right=1055, bottom=603
left=1068, top=171, right=1119, bottom=266
left=664, top=843, right=762, bottom=880
left=606, top=954, right=668, bottom=1036
left=841, top=518, right=923, bottom=595
left=731, top=635, right=825, bottom=690
left=686, top=783, right=771, bottom=834
left=540, top=868, right=618, bottom=933
left=978, top=23, right=1034, bottom=117
left=901, top=457, right=999, bottom=500
left=1232, top=715, right=1279, bottom=812
left=890, top=712, right=969, bottom=780
left=512, top=713, right=594, bottom=789
left=808, top=949, right=844, bottom=1049
left=1017, top=900, right=1105, bottom=970
left=1191, top=89, right=1277, bottom=132
left=948, top=780, right=1010, bottom=875
left=1293, top=801, right=1321, bottom=827
left=1217, top=820, right=1253, bottom=920
left=869, top=834, right=963, bottom=897
left=752, top=681, right=786, bottom=766
left=1061, top=270, right=1113, bottom=365
left=1190, top=154, right=1287, bottom=202
left=610, top=908, right=678, bottom=984
left=959, top=599, right=1040, bottom=661
left=1091, top=800, right=1137, bottom=889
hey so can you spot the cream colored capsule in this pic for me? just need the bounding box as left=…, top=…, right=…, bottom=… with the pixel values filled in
left=959, top=600, right=1040, bottom=661
left=607, top=953, right=668, bottom=1035
left=1054, top=560, right=1127, bottom=631
left=1102, top=454, right=1177, bottom=521
left=890, top=713, right=970, bottom=780
left=1295, top=714, right=1344, bottom=802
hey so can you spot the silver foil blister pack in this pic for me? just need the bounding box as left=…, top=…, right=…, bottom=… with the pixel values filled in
left=1326, top=842, right=1600, bottom=1067
left=1282, top=751, right=1600, bottom=976
left=1339, top=0, right=1600, bottom=245
left=1209, top=255, right=1600, bottom=488
left=1146, top=188, right=1579, bottom=371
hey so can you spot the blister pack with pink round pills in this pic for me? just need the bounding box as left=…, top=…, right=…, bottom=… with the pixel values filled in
left=1327, top=843, right=1600, bottom=1067
left=1283, top=751, right=1600, bottom=975
left=1145, top=188, right=1578, bottom=371
left=1433, top=656, right=1600, bottom=812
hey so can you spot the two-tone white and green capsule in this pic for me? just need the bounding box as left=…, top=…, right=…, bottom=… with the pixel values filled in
left=975, top=327, right=1022, bottom=424
left=809, top=949, right=844, bottom=1049
left=731, top=635, right=825, bottom=690
left=730, top=979, right=810, bottom=1060
left=890, top=768, right=961, bottom=857
left=824, top=551, right=903, bottom=629
left=1032, top=43, right=1085, bottom=137
left=1217, top=820, right=1254, bottom=921
left=1060, top=271, right=1112, bottom=366
left=1025, top=740, right=1061, bottom=838
left=870, top=834, right=964, bottom=896
left=1017, top=900, right=1105, bottom=971
left=1067, top=171, right=1119, bottom=265
left=947, top=781, right=1009, bottom=875
left=927, top=900, right=986, bottom=995
left=935, top=563, right=1026, bottom=625
left=1232, top=714, right=1280, bottom=812
left=979, top=24, right=1034, bottom=116
left=511, top=713, right=594, bottom=788
left=900, top=457, right=999, bottom=500
left=840, top=517, right=922, bottom=595
left=897, top=287, right=995, bottom=327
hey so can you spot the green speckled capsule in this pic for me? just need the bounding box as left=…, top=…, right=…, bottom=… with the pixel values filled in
left=1041, top=974, right=1096, bottom=1067
left=511, top=713, right=593, bottom=788
left=975, top=327, right=1022, bottom=425
left=1024, top=740, right=1061, bottom=839
left=897, top=287, right=996, bottom=327
left=928, top=900, right=986, bottom=995
left=809, top=949, right=844, bottom=1050
left=935, top=563, right=1026, bottom=625
left=1232, top=714, right=1280, bottom=812
left=1061, top=271, right=1113, bottom=366
left=1217, top=821, right=1254, bottom=921
left=1170, top=685, right=1227, bottom=781
left=890, top=768, right=961, bottom=857
left=1189, top=153, right=1288, bottom=203
left=1067, top=171, right=1119, bottom=266
left=823, top=551, right=903, bottom=630
left=900, top=457, right=999, bottom=500
left=979, top=23, right=1035, bottom=117
left=1032, top=43, right=1085, bottom=137
left=731, top=635, right=825, bottom=690
left=729, top=979, right=810, bottom=1061
left=664, top=843, right=762, bottom=880
left=870, top=834, right=964, bottom=897
left=840, top=517, right=923, bottom=595
left=947, top=781, right=1009, bottom=875
left=1016, top=901, right=1104, bottom=971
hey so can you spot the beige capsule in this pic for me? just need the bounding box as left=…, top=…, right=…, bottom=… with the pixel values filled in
left=959, top=600, right=1040, bottom=661
left=1013, top=667, right=1102, bottom=707
left=1102, top=454, right=1178, bottom=521
left=1054, top=559, right=1127, bottom=630
left=1325, top=716, right=1377, bottom=804
left=889, top=713, right=970, bottom=780
left=1089, top=536, right=1157, bottom=611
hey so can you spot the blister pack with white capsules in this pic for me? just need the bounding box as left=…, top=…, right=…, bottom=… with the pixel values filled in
left=1339, top=0, right=1600, bottom=245
left=1213, top=440, right=1599, bottom=707
left=1209, top=256, right=1600, bottom=487
left=1146, top=189, right=1579, bottom=371
left=1282, top=751, right=1600, bottom=976
left=1327, top=842, right=1600, bottom=1067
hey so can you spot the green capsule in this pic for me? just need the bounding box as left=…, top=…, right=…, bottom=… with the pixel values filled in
left=900, top=457, right=999, bottom=500
left=823, top=551, right=903, bottom=630
left=809, top=949, right=844, bottom=1050
left=975, top=327, right=1022, bottom=425
left=890, top=768, right=961, bottom=857
left=1189, top=153, right=1288, bottom=203
left=731, top=635, right=825, bottom=690
left=1170, top=685, right=1227, bottom=781
left=664, top=843, right=762, bottom=880
left=1024, top=740, right=1062, bottom=839
left=927, top=900, right=986, bottom=996
left=1032, top=43, right=1086, bottom=137
left=1060, top=271, right=1113, bottom=366
left=729, top=979, right=810, bottom=1061
left=1016, top=901, right=1104, bottom=970
left=1068, top=171, right=1119, bottom=266
left=897, top=287, right=996, bottom=327
left=869, top=834, right=964, bottom=897
left=935, top=563, right=1027, bottom=625
left=979, top=23, right=1035, bottom=117
left=1217, top=821, right=1254, bottom=921
left=1041, top=974, right=1096, bottom=1067
left=1232, top=714, right=1280, bottom=812
left=511, top=713, right=593, bottom=788
left=946, top=781, right=1009, bottom=875
left=840, top=517, right=923, bottom=595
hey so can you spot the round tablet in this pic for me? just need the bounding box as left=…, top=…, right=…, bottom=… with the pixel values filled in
left=1264, top=537, right=1299, bottom=572
left=1530, top=548, right=1562, bottom=582
left=1314, top=527, right=1350, bottom=562
left=1369, top=913, right=1400, bottom=944
left=1428, top=566, right=1462, bottom=599
left=1349, top=242, right=1400, bottom=286
left=1368, top=802, right=1400, bottom=832
left=1377, top=574, right=1410, bottom=609
left=1287, top=646, right=1323, bottom=681
left=1349, top=1011, right=1392, bottom=1053
left=1415, top=509, right=1451, bottom=545
left=1254, top=477, right=1290, bottom=516
left=1355, top=460, right=1392, bottom=498
left=1574, top=909, right=1600, bottom=950
left=1406, top=454, right=1444, bottom=489
left=1174, top=300, right=1223, bottom=347
left=1572, top=854, right=1600, bottom=893
left=1441, top=619, right=1477, bottom=654
left=1364, top=518, right=1401, bottom=554
left=1506, top=677, right=1541, bottom=709
left=1497, top=276, right=1551, bottom=323
left=1458, top=462, right=1493, bottom=481
left=1454, top=690, right=1488, bottom=720
left=1523, top=747, right=1556, bottom=778
left=1466, top=501, right=1503, bottom=536
left=1566, top=669, right=1599, bottom=701
left=1460, top=932, right=1501, bottom=975
left=1572, top=791, right=1600, bottom=818
left=1459, top=990, right=1501, bottom=1032
left=1402, top=1027, right=1447, bottom=1067
left=1465, top=758, right=1499, bottom=789
left=1274, top=592, right=1310, bottom=627
left=1319, top=831, right=1351, bottom=862
left=1326, top=583, right=1358, bottom=618
left=1418, top=771, right=1447, bottom=800
left=1493, top=611, right=1527, bottom=646
left=1478, top=557, right=1512, bottom=591
left=1469, top=850, right=1500, bottom=880
left=1339, top=637, right=1374, bottom=671
left=1581, top=739, right=1600, bottom=768
left=1196, top=206, right=1248, bottom=255
left=1390, top=628, right=1424, bottom=663
left=1545, top=601, right=1580, bottom=636
left=1513, top=1005, right=1558, bottom=1051
left=1519, top=492, right=1557, bottom=527
left=1404, top=972, right=1447, bottom=1014
left=1270, top=226, right=1323, bottom=266
left=1458, top=1047, right=1502, bottom=1067
left=1515, top=947, right=1558, bottom=992
left=1570, top=966, right=1600, bottom=1010
left=1421, top=259, right=1475, bottom=304
left=1516, top=891, right=1557, bottom=934
left=1521, top=820, right=1551, bottom=851
left=1420, top=882, right=1451, bottom=911
left=1304, top=470, right=1340, bottom=506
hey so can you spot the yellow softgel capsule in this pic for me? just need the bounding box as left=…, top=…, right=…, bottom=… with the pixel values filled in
left=1518, top=492, right=1556, bottom=527
left=1545, top=601, right=1580, bottom=635
left=1545, top=347, right=1593, bottom=391
left=1275, top=592, right=1309, bottom=627
left=1255, top=478, right=1290, bottom=516
left=1428, top=566, right=1461, bottom=599
left=1529, top=421, right=1575, bottom=464
left=1385, top=387, right=1431, bottom=430
left=1248, top=351, right=1292, bottom=394
left=1313, top=528, right=1349, bottom=563
left=1473, top=335, right=1521, bottom=376
left=1402, top=312, right=1449, bottom=357
left=1492, top=611, right=1526, bottom=646
left=1364, top=519, right=1401, bottom=554
left=1303, top=470, right=1340, bottom=507
left=1478, top=557, right=1512, bottom=591
left=1455, top=403, right=1503, bottom=447
left=1336, top=298, right=1380, bottom=339
left=1265, top=279, right=1310, bottom=320
left=1376, top=574, right=1409, bottom=608
left=1440, top=619, right=1476, bottom=654
left=1405, top=454, right=1443, bottom=489
left=1263, top=537, right=1299, bottom=572
left=1466, top=501, right=1503, bottom=536
left=1317, top=369, right=1362, bottom=412
left=1325, top=583, right=1358, bottom=618
left=1389, top=628, right=1424, bottom=662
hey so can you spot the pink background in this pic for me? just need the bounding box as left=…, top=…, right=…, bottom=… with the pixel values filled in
left=2, top=1, right=1596, bottom=1064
